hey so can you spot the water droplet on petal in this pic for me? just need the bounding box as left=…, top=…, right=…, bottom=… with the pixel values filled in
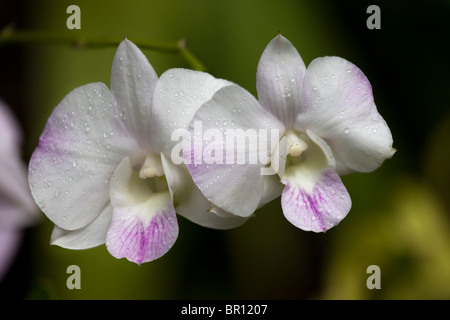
left=344, top=127, right=350, bottom=134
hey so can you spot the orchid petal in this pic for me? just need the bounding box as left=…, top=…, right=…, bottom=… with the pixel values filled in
left=28, top=83, right=141, bottom=230
left=160, top=153, right=248, bottom=229
left=256, top=34, right=306, bottom=127
left=110, top=39, right=158, bottom=151
left=281, top=168, right=351, bottom=232
left=151, top=68, right=232, bottom=155
left=296, top=56, right=393, bottom=175
left=106, top=157, right=178, bottom=264
left=50, top=203, right=112, bottom=249
left=185, top=85, right=284, bottom=217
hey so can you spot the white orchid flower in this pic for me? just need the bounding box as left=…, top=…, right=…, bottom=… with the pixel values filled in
left=28, top=39, right=247, bottom=265
left=185, top=34, right=395, bottom=232
left=0, top=100, right=38, bottom=281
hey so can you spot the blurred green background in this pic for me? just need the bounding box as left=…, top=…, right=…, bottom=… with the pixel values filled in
left=1, top=0, right=449, bottom=299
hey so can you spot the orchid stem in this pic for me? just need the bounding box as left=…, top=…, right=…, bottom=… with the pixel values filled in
left=0, top=29, right=207, bottom=71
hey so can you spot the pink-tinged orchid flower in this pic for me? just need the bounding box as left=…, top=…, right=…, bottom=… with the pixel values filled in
left=0, top=100, right=38, bottom=281
left=185, top=35, right=395, bottom=232
left=28, top=39, right=248, bottom=265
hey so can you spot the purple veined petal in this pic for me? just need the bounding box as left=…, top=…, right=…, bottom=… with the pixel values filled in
left=107, top=205, right=178, bottom=265
left=281, top=168, right=351, bottom=232
left=295, top=56, right=394, bottom=175
left=256, top=34, right=306, bottom=128
left=160, top=153, right=249, bottom=230
left=106, top=157, right=178, bottom=264
left=50, top=203, right=113, bottom=249
left=110, top=39, right=158, bottom=151
left=28, top=83, right=142, bottom=231
left=185, top=84, right=285, bottom=217
left=0, top=230, right=21, bottom=282
left=151, top=68, right=232, bottom=155
left=280, top=129, right=350, bottom=232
